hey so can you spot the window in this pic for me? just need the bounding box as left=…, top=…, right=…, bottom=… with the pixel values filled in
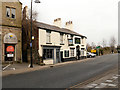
left=75, top=38, right=81, bottom=44
left=60, top=33, right=63, bottom=44
left=64, top=50, right=69, bottom=57
left=68, top=39, right=73, bottom=46
left=6, top=7, right=10, bottom=17
left=43, top=49, right=53, bottom=59
left=81, top=51, right=84, bottom=56
left=11, top=8, right=16, bottom=18
left=46, top=31, right=51, bottom=43
left=6, top=7, right=16, bottom=19
left=81, top=48, right=85, bottom=56
left=81, top=48, right=85, bottom=50
left=70, top=48, right=74, bottom=57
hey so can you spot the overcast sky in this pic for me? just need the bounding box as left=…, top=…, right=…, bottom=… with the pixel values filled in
left=19, top=0, right=119, bottom=46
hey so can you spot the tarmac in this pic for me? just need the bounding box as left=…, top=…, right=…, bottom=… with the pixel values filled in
left=2, top=56, right=119, bottom=89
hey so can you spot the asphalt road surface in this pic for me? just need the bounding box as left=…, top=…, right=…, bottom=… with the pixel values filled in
left=2, top=54, right=118, bottom=88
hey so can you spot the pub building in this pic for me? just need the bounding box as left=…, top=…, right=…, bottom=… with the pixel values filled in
left=0, top=0, right=22, bottom=63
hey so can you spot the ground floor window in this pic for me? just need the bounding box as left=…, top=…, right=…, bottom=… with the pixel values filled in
left=70, top=48, right=74, bottom=57
left=43, top=49, right=53, bottom=59
left=64, top=50, right=69, bottom=57
left=81, top=51, right=84, bottom=56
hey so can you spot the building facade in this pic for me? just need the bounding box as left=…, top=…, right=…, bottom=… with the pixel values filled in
left=36, top=18, right=87, bottom=64
left=0, top=0, right=22, bottom=63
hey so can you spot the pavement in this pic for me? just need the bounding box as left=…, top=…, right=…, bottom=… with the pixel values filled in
left=2, top=57, right=95, bottom=77
left=70, top=66, right=119, bottom=89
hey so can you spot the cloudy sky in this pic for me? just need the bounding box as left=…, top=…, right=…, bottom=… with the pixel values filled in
left=19, top=0, right=119, bottom=46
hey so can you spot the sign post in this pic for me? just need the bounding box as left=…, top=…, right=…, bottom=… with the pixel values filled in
left=96, top=46, right=100, bottom=56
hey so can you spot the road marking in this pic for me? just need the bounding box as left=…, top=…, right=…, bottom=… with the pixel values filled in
left=106, top=80, right=113, bottom=83
left=108, top=84, right=117, bottom=87
left=95, top=86, right=100, bottom=88
left=112, top=76, right=118, bottom=79
left=91, top=84, right=98, bottom=86
left=10, top=68, right=15, bottom=70
left=116, top=75, right=120, bottom=77
left=100, top=83, right=108, bottom=86
left=2, top=64, right=11, bottom=71
left=86, top=85, right=94, bottom=88
left=28, top=64, right=30, bottom=67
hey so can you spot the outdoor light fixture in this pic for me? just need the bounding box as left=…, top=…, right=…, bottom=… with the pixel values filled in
left=30, top=0, right=41, bottom=68
left=32, top=36, right=34, bottom=40
left=34, top=0, right=41, bottom=3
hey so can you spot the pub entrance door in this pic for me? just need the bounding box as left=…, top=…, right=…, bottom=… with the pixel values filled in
left=5, top=44, right=15, bottom=61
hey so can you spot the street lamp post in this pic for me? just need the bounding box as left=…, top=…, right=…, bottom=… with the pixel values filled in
left=30, top=0, right=40, bottom=68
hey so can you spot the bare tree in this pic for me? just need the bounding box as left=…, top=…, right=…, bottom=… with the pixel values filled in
left=109, top=36, right=116, bottom=53
left=91, top=42, right=96, bottom=49
left=102, top=38, right=107, bottom=48
left=86, top=43, right=92, bottom=52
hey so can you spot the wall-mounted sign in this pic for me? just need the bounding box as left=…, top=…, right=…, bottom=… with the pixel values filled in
left=7, top=54, right=14, bottom=57
left=91, top=49, right=96, bottom=53
left=4, top=33, right=18, bottom=44
left=6, top=46, right=14, bottom=52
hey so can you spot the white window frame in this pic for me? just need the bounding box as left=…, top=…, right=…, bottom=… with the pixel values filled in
left=70, top=48, right=74, bottom=57
left=46, top=31, right=51, bottom=43
left=60, top=33, right=63, bottom=44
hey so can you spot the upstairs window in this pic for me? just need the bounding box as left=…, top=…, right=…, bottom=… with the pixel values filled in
left=46, top=31, right=51, bottom=43
left=75, top=38, right=81, bottom=44
left=6, top=7, right=16, bottom=19
left=11, top=8, right=16, bottom=19
left=60, top=33, right=63, bottom=44
left=6, top=7, right=10, bottom=17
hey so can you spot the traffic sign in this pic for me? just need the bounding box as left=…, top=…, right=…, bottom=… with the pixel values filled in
left=96, top=46, right=100, bottom=49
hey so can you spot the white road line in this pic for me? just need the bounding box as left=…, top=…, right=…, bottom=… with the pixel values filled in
left=91, top=84, right=98, bottom=86
left=116, top=75, right=120, bottom=77
left=112, top=76, right=118, bottom=79
left=2, top=64, right=11, bottom=71
left=108, top=84, right=117, bottom=87
left=86, top=85, right=94, bottom=88
left=100, top=83, right=108, bottom=86
left=106, top=80, right=113, bottom=83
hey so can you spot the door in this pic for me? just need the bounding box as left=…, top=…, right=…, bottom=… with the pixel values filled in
left=56, top=49, right=60, bottom=63
left=5, top=44, right=15, bottom=61
left=60, top=51, right=64, bottom=62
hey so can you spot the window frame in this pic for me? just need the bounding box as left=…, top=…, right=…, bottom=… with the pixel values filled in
left=60, top=33, right=64, bottom=44
left=46, top=31, right=51, bottom=43
left=43, top=49, right=53, bottom=60
left=64, top=50, right=69, bottom=57
left=6, top=7, right=10, bottom=18
left=11, top=8, right=16, bottom=19
left=70, top=48, right=75, bottom=57
left=75, top=38, right=81, bottom=44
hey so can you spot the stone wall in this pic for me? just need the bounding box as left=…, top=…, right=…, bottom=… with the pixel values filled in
left=1, top=26, right=22, bottom=63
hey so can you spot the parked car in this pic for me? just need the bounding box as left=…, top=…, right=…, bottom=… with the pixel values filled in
left=87, top=52, right=96, bottom=58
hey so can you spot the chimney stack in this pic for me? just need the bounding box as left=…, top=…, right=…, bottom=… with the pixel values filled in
left=53, top=18, right=61, bottom=28
left=23, top=6, right=29, bottom=19
left=65, top=21, right=73, bottom=31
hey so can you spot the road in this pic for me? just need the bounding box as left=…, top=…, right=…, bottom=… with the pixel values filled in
left=2, top=54, right=118, bottom=88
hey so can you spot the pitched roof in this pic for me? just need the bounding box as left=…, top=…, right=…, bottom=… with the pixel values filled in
left=36, top=21, right=87, bottom=38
